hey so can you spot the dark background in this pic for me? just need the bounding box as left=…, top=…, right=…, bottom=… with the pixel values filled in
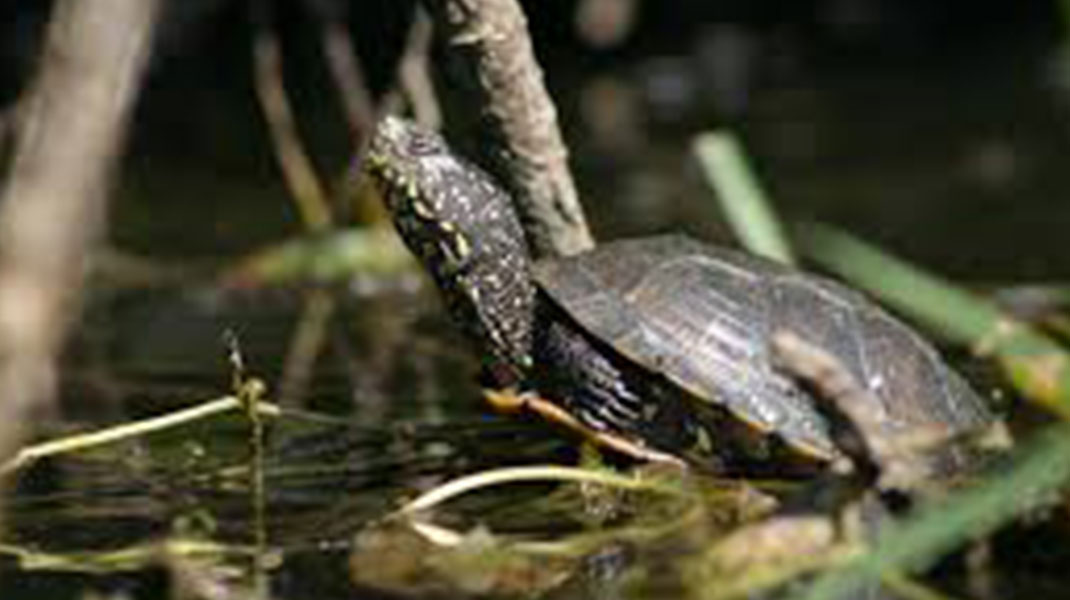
left=5, top=0, right=1066, bottom=279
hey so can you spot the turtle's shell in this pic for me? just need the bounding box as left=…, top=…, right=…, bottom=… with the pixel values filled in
left=533, top=234, right=992, bottom=458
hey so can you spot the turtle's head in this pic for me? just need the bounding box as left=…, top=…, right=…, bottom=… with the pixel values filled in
left=365, top=116, right=536, bottom=373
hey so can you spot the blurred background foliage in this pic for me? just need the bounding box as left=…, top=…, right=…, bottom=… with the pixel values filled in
left=3, top=0, right=1064, bottom=273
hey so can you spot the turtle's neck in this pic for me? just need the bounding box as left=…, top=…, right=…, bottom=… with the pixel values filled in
left=366, top=117, right=538, bottom=373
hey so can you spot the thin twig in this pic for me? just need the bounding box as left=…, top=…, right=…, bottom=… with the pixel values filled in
left=239, top=380, right=270, bottom=596
left=250, top=0, right=334, bottom=231
left=336, top=7, right=442, bottom=222
left=398, top=464, right=682, bottom=514
left=0, top=538, right=252, bottom=575
left=398, top=9, right=441, bottom=129
left=251, top=0, right=345, bottom=406
left=0, top=395, right=282, bottom=476
left=308, top=0, right=377, bottom=142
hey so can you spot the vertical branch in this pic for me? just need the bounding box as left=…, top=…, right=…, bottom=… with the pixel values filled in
left=252, top=1, right=345, bottom=405
left=251, top=0, right=333, bottom=231
left=420, top=0, right=594, bottom=258
left=0, top=0, right=160, bottom=516
left=307, top=0, right=378, bottom=143
left=278, top=289, right=335, bottom=407
left=397, top=9, right=441, bottom=129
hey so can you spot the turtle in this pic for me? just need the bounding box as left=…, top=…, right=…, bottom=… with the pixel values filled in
left=363, top=116, right=992, bottom=466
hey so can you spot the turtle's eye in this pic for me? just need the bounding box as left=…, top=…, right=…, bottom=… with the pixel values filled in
left=406, top=128, right=446, bottom=158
